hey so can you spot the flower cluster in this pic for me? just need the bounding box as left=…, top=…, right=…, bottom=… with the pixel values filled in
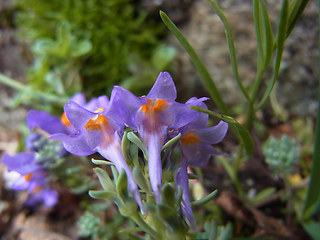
left=51, top=72, right=228, bottom=225
left=1, top=109, right=65, bottom=207
left=1, top=72, right=228, bottom=226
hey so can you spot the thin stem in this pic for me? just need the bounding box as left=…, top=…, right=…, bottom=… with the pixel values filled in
left=209, top=0, right=251, bottom=102
left=0, top=73, right=68, bottom=105
left=245, top=68, right=265, bottom=129
left=160, top=11, right=229, bottom=115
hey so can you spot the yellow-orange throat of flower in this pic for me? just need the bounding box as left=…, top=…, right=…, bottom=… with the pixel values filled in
left=84, top=115, right=109, bottom=131
left=181, top=132, right=200, bottom=145
left=141, top=99, right=168, bottom=114
left=61, top=112, right=72, bottom=126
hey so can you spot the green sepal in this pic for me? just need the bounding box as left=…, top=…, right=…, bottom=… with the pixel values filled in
left=93, top=167, right=115, bottom=192
left=161, top=183, right=176, bottom=207
left=121, top=131, right=132, bottom=166
left=111, top=165, right=119, bottom=182
left=162, top=133, right=181, bottom=150
left=127, top=132, right=148, bottom=160
left=88, top=190, right=115, bottom=200
left=133, top=166, right=150, bottom=193
left=116, top=169, right=129, bottom=203
left=91, top=158, right=113, bottom=165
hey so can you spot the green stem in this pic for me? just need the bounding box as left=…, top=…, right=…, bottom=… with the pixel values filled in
left=245, top=68, right=265, bottom=129
left=209, top=0, right=250, bottom=102
left=160, top=11, right=229, bottom=115
left=0, top=73, right=68, bottom=105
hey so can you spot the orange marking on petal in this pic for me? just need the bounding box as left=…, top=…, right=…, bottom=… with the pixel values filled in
left=61, top=112, right=72, bottom=126
left=153, top=99, right=168, bottom=113
left=141, top=104, right=151, bottom=113
left=181, top=133, right=200, bottom=145
left=84, top=119, right=101, bottom=130
left=31, top=185, right=43, bottom=194
left=84, top=115, right=108, bottom=131
left=24, top=173, right=33, bottom=181
left=140, top=99, right=153, bottom=113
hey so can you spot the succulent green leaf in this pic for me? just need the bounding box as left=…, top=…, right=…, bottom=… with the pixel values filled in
left=161, top=183, right=176, bottom=207
left=91, top=158, right=113, bottom=165
left=116, top=169, right=128, bottom=202
left=132, top=166, right=150, bottom=193
left=127, top=132, right=148, bottom=160
left=93, top=167, right=114, bottom=192
left=111, top=165, right=119, bottom=182
left=162, top=133, right=181, bottom=150
left=89, top=190, right=115, bottom=200
left=122, top=131, right=132, bottom=166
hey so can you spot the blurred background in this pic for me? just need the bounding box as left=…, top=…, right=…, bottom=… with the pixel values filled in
left=0, top=0, right=318, bottom=239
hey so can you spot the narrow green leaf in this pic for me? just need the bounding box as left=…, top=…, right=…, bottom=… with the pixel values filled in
left=303, top=2, right=320, bottom=217
left=116, top=169, right=128, bottom=202
left=217, top=222, right=233, bottom=240
left=286, top=0, right=309, bottom=38
left=250, top=187, right=276, bottom=205
left=91, top=158, right=113, bottom=165
left=208, top=0, right=250, bottom=102
left=93, top=167, right=114, bottom=191
left=160, top=10, right=229, bottom=115
left=89, top=190, right=115, bottom=200
left=133, top=166, right=150, bottom=193
left=127, top=132, right=148, bottom=160
left=111, top=165, right=119, bottom=182
left=162, top=133, right=181, bottom=150
left=259, top=0, right=274, bottom=68
left=204, top=220, right=217, bottom=240
left=161, top=183, right=176, bottom=207
left=302, top=220, right=320, bottom=239
left=191, top=106, right=254, bottom=155
left=122, top=131, right=132, bottom=166
left=253, top=0, right=265, bottom=69
left=257, top=0, right=289, bottom=110
left=192, top=189, right=218, bottom=206
left=0, top=73, right=68, bottom=105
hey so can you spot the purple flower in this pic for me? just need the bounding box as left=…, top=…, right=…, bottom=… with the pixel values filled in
left=112, top=72, right=206, bottom=203
left=50, top=94, right=144, bottom=211
left=2, top=153, right=58, bottom=207
left=27, top=93, right=86, bottom=136
left=173, top=97, right=228, bottom=227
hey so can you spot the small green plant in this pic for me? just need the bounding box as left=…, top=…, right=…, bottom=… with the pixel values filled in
left=263, top=135, right=299, bottom=175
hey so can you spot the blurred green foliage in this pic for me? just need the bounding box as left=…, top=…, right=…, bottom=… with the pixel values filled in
left=15, top=0, right=173, bottom=99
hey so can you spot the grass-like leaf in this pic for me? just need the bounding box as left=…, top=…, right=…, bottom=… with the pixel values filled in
left=303, top=2, right=320, bottom=217
left=160, top=10, right=229, bottom=115
left=208, top=0, right=250, bottom=102
left=287, top=0, right=310, bottom=38
left=257, top=0, right=289, bottom=110
left=191, top=106, right=254, bottom=156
